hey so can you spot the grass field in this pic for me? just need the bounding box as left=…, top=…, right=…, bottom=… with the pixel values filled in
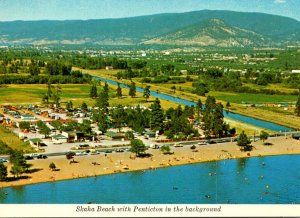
left=0, top=125, right=34, bottom=153
left=0, top=83, right=179, bottom=110
left=208, top=91, right=297, bottom=104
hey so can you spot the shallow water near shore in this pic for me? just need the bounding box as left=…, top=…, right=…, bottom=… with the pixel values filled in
left=0, top=154, right=299, bottom=204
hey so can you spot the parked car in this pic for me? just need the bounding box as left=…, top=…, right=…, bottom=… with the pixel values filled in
left=37, top=155, right=47, bottom=159
left=197, top=141, right=207, bottom=145
left=24, top=155, right=34, bottom=160
left=0, top=158, right=8, bottom=163
left=174, top=143, right=183, bottom=147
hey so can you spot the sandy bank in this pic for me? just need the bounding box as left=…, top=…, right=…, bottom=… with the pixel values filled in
left=1, top=136, right=300, bottom=188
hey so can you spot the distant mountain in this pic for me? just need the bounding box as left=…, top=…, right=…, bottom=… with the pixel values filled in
left=0, top=10, right=300, bottom=47
left=144, top=19, right=272, bottom=47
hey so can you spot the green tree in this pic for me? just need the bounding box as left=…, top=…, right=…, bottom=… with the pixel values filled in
left=143, top=85, right=151, bottom=101
left=171, top=85, right=176, bottom=93
left=237, top=131, right=252, bottom=151
left=129, top=139, right=146, bottom=156
left=9, top=150, right=30, bottom=173
left=196, top=99, right=203, bottom=121
left=93, top=111, right=110, bottom=134
left=129, top=81, right=136, bottom=98
left=295, top=95, right=300, bottom=116
left=125, top=131, right=134, bottom=140
left=52, top=84, right=62, bottom=107
left=90, top=84, right=98, bottom=98
left=111, top=105, right=126, bottom=132
left=19, top=121, right=30, bottom=131
left=38, top=121, right=51, bottom=138
left=226, top=101, right=231, bottom=112
left=96, top=87, right=109, bottom=113
left=66, top=100, right=73, bottom=111
left=81, top=102, right=88, bottom=111
left=160, top=145, right=172, bottom=154
left=47, top=81, right=53, bottom=99
left=116, top=83, right=122, bottom=98
left=0, top=162, right=7, bottom=181
left=49, top=162, right=57, bottom=171
left=150, top=98, right=164, bottom=131
left=10, top=165, right=22, bottom=178
left=260, top=131, right=269, bottom=144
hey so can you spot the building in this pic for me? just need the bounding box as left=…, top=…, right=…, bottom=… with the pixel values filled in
left=105, top=66, right=113, bottom=70
left=292, top=133, right=300, bottom=140
left=291, top=70, right=300, bottom=74
left=29, top=138, right=42, bottom=150
left=52, top=134, right=68, bottom=144
left=21, top=114, right=35, bottom=121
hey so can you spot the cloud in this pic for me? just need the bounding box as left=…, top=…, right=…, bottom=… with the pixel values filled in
left=274, top=0, right=286, bottom=4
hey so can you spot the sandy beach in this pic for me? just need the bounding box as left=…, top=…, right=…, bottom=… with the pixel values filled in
left=1, top=136, right=300, bottom=188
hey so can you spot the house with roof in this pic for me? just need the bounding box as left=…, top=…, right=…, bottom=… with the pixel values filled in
left=21, top=114, right=35, bottom=121
left=29, top=138, right=42, bottom=150
left=52, top=134, right=68, bottom=144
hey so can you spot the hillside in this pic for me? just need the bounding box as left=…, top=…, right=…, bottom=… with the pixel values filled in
left=0, top=10, right=300, bottom=46
left=144, top=19, right=273, bottom=47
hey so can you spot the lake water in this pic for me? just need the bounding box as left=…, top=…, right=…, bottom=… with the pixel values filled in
left=91, top=75, right=292, bottom=132
left=1, top=154, right=299, bottom=204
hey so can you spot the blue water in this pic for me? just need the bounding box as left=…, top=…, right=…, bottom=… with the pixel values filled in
left=92, top=75, right=292, bottom=132
left=1, top=155, right=299, bottom=204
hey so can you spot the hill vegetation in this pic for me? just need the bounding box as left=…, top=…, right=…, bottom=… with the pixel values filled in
left=1, top=10, right=300, bottom=47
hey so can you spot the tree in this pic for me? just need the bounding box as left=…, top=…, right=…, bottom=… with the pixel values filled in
left=160, top=145, right=172, bottom=155
left=0, top=162, right=7, bottom=181
left=66, top=100, right=73, bottom=111
left=47, top=81, right=53, bottom=99
left=81, top=102, right=88, bottom=111
left=93, top=111, right=110, bottom=134
left=66, top=152, right=75, bottom=163
left=171, top=85, right=176, bottom=93
left=49, top=162, right=57, bottom=171
left=10, top=165, right=22, bottom=178
left=129, top=139, right=146, bottom=156
left=237, top=131, right=252, bottom=151
left=150, top=98, right=164, bottom=131
left=295, top=95, right=300, bottom=116
left=116, top=83, right=122, bottom=98
left=111, top=105, right=126, bottom=132
left=96, top=87, right=109, bottom=113
left=9, top=150, right=30, bottom=174
left=90, top=84, right=98, bottom=98
left=125, top=131, right=134, bottom=140
left=143, top=85, right=151, bottom=101
left=19, top=121, right=30, bottom=131
left=226, top=101, right=231, bottom=112
left=260, top=131, right=269, bottom=144
left=129, top=81, right=136, bottom=98
left=39, top=123, right=51, bottom=138
left=196, top=99, right=203, bottom=121
left=52, top=84, right=62, bottom=107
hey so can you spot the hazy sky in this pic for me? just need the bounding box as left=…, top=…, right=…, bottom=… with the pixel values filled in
left=0, top=0, right=299, bottom=21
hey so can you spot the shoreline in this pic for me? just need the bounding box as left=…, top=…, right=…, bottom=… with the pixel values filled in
left=1, top=136, right=300, bottom=188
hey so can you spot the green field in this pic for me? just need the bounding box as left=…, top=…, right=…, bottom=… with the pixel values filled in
left=0, top=125, right=34, bottom=153
left=209, top=91, right=297, bottom=104
left=0, top=84, right=179, bottom=109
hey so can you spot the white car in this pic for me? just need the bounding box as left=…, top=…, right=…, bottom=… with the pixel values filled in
left=173, top=143, right=183, bottom=147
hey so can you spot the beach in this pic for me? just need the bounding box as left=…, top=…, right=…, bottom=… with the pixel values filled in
left=1, top=136, right=300, bottom=188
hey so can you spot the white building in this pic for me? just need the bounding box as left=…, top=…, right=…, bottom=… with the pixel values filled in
left=52, top=134, right=68, bottom=144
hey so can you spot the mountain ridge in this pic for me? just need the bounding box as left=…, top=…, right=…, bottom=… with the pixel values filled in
left=0, top=10, right=300, bottom=47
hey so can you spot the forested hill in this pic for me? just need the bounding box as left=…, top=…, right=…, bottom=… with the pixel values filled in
left=0, top=10, right=300, bottom=47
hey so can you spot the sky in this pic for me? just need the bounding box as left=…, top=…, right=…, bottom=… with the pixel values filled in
left=0, top=0, right=299, bottom=21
